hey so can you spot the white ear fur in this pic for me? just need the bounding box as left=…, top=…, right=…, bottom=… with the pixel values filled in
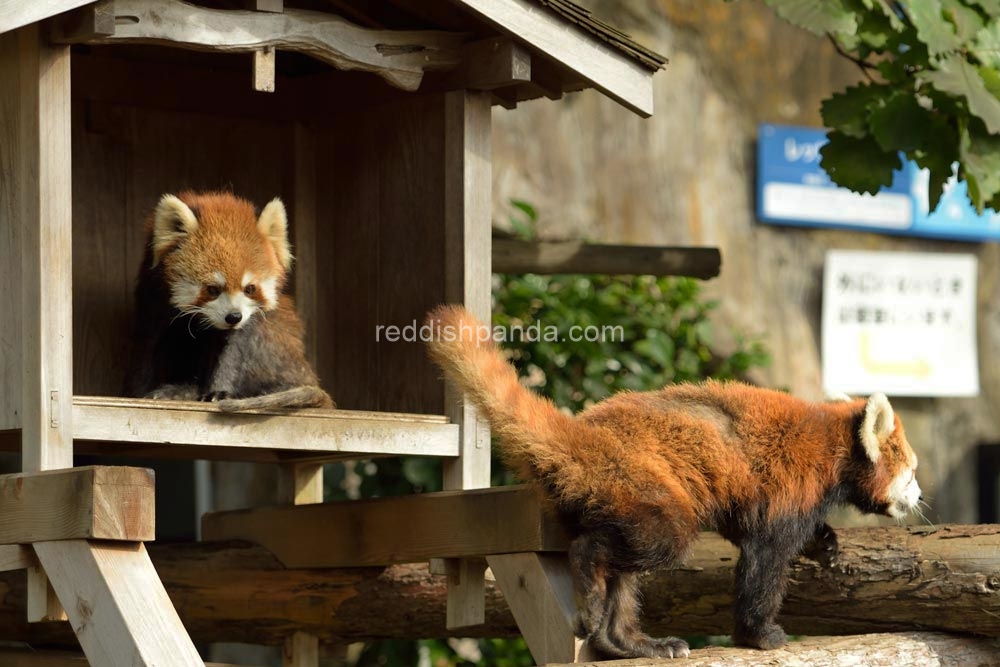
left=860, top=393, right=894, bottom=463
left=257, top=198, right=293, bottom=271
left=151, top=194, right=199, bottom=267
left=826, top=391, right=853, bottom=402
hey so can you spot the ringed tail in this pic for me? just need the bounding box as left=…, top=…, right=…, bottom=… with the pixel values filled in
left=217, top=386, right=334, bottom=412
left=424, top=304, right=583, bottom=483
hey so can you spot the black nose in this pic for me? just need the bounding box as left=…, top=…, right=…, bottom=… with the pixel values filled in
left=225, top=312, right=243, bottom=325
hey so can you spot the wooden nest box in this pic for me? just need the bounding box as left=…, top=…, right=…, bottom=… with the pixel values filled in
left=0, top=1, right=664, bottom=665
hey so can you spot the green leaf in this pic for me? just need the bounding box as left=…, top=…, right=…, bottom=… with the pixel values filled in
left=763, top=0, right=857, bottom=36
left=968, top=0, right=1000, bottom=15
left=941, top=0, right=985, bottom=42
left=820, top=131, right=902, bottom=194
left=821, top=83, right=892, bottom=137
left=903, top=0, right=963, bottom=55
left=960, top=119, right=1000, bottom=210
left=971, top=20, right=1000, bottom=68
left=925, top=54, right=1000, bottom=133
left=869, top=91, right=937, bottom=151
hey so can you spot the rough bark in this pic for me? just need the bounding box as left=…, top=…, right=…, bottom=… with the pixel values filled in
left=0, top=525, right=996, bottom=648
left=554, top=633, right=1000, bottom=667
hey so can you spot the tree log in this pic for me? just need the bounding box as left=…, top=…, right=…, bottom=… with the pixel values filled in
left=0, top=525, right=996, bottom=648
left=554, top=633, right=1000, bottom=667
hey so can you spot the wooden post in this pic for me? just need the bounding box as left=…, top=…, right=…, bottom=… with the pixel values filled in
left=1, top=22, right=74, bottom=624
left=278, top=462, right=323, bottom=667
left=441, top=90, right=493, bottom=629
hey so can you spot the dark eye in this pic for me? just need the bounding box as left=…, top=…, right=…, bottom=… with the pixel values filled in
left=205, top=285, right=222, bottom=298
left=244, top=284, right=257, bottom=297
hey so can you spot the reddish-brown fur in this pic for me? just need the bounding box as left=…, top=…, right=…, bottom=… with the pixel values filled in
left=425, top=305, right=919, bottom=659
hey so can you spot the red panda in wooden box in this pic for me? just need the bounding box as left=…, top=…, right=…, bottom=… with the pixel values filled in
left=425, top=304, right=921, bottom=659
left=124, top=191, right=332, bottom=412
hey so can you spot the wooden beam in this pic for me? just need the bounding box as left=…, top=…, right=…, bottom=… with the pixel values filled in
left=0, top=648, right=255, bottom=667
left=450, top=0, right=656, bottom=116
left=47, top=1, right=115, bottom=44
left=0, top=0, right=94, bottom=36
left=201, top=485, right=569, bottom=568
left=492, top=238, right=723, bottom=278
left=442, top=90, right=494, bottom=629
left=435, top=37, right=531, bottom=91
left=247, top=0, right=283, bottom=11
left=53, top=0, right=467, bottom=92
left=278, top=463, right=322, bottom=667
left=0, top=526, right=997, bottom=646
left=0, top=466, right=155, bottom=544
left=71, top=396, right=458, bottom=460
left=0, top=545, right=37, bottom=571
left=34, top=541, right=204, bottom=666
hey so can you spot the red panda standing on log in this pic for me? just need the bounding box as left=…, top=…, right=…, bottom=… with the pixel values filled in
left=124, top=191, right=332, bottom=412
left=425, top=304, right=921, bottom=660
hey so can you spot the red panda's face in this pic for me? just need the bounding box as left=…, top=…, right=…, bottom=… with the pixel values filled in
left=856, top=394, right=922, bottom=519
left=149, top=193, right=292, bottom=331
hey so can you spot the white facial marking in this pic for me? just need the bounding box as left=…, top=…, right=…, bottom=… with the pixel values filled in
left=258, top=276, right=279, bottom=309
left=886, top=469, right=922, bottom=519
left=170, top=278, right=202, bottom=309
left=202, top=290, right=257, bottom=330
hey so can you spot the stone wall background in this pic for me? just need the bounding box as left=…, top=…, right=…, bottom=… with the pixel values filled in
left=491, top=0, right=1000, bottom=524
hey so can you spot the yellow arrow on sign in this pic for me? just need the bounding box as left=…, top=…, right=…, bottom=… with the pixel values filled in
left=860, top=332, right=931, bottom=378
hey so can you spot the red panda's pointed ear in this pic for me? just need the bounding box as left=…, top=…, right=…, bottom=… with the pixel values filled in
left=860, top=393, right=894, bottom=463
left=258, top=198, right=293, bottom=272
left=151, top=194, right=198, bottom=267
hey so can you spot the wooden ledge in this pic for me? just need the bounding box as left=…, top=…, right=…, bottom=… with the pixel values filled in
left=68, top=396, right=458, bottom=462
left=202, top=484, right=570, bottom=567
left=0, top=466, right=154, bottom=544
left=50, top=0, right=467, bottom=91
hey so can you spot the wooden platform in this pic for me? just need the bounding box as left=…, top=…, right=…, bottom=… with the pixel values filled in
left=0, top=396, right=458, bottom=462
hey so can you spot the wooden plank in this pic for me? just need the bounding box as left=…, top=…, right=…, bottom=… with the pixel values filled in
left=34, top=540, right=204, bottom=667
left=0, top=466, right=155, bottom=544
left=201, top=485, right=569, bottom=568
left=58, top=0, right=467, bottom=92
left=487, top=553, right=593, bottom=664
left=0, top=0, right=93, bottom=36
left=282, top=633, right=318, bottom=667
left=253, top=47, right=276, bottom=93
left=72, top=397, right=458, bottom=459
left=451, top=0, right=656, bottom=116
left=441, top=89, right=494, bottom=629
left=247, top=0, right=283, bottom=11
left=492, top=239, right=723, bottom=278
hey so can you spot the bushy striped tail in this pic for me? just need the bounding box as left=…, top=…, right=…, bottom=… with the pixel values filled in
left=424, top=305, right=582, bottom=484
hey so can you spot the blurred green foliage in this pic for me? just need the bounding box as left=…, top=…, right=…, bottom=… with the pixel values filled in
left=325, top=204, right=769, bottom=667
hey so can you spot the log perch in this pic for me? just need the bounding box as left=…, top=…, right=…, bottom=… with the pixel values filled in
left=555, top=632, right=1000, bottom=667
left=0, top=525, right=996, bottom=648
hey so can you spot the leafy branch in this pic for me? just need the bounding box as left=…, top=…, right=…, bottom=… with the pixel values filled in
left=757, top=0, right=1000, bottom=212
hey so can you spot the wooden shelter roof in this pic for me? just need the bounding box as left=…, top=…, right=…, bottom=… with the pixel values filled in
left=0, top=0, right=666, bottom=116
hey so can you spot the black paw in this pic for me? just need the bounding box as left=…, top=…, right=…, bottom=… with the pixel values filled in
left=735, top=623, right=788, bottom=650
left=201, top=391, right=230, bottom=402
left=802, top=523, right=839, bottom=567
left=651, top=637, right=690, bottom=658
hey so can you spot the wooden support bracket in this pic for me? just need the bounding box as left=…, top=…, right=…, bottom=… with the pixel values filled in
left=49, top=0, right=468, bottom=92
left=201, top=485, right=568, bottom=568
left=0, top=466, right=155, bottom=544
left=34, top=541, right=204, bottom=666
left=253, top=47, right=276, bottom=92
left=487, top=552, right=596, bottom=665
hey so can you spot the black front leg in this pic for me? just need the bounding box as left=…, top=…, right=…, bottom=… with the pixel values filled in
left=800, top=522, right=839, bottom=567
left=732, top=529, right=809, bottom=649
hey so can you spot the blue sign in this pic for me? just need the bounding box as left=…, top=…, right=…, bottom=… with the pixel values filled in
left=757, top=123, right=1000, bottom=242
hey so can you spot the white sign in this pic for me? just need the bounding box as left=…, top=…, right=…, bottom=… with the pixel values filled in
left=822, top=250, right=979, bottom=397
